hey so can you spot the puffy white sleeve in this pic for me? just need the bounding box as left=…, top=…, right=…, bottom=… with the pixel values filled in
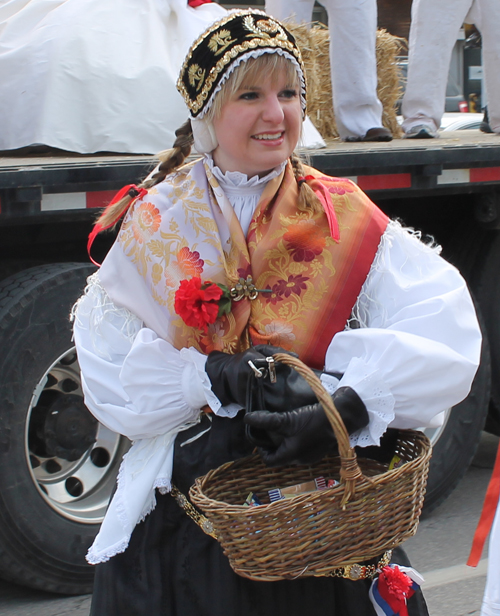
left=324, top=221, right=482, bottom=448
left=72, top=274, right=227, bottom=441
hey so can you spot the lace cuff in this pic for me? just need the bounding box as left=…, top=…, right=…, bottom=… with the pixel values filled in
left=334, top=357, right=395, bottom=448
left=179, top=347, right=217, bottom=412
left=180, top=347, right=241, bottom=418
left=213, top=402, right=242, bottom=418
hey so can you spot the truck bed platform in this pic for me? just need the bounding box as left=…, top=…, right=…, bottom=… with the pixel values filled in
left=1, top=130, right=500, bottom=221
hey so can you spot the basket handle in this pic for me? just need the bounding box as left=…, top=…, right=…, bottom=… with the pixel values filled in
left=272, top=353, right=364, bottom=507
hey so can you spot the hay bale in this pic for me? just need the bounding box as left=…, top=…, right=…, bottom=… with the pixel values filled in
left=288, top=22, right=405, bottom=138
left=377, top=29, right=406, bottom=138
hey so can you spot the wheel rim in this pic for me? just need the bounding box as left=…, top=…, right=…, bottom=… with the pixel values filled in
left=25, top=347, right=129, bottom=524
left=422, top=408, right=452, bottom=445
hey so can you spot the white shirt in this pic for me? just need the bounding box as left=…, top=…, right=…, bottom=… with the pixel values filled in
left=73, top=164, right=481, bottom=563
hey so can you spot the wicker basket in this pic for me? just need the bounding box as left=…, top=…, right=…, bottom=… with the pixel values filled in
left=189, top=354, right=432, bottom=581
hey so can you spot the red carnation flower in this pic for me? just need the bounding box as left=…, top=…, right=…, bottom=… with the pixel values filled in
left=174, top=277, right=231, bottom=333
left=379, top=565, right=413, bottom=602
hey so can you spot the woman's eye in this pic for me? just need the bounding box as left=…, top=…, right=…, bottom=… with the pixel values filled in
left=280, top=89, right=298, bottom=99
left=239, top=91, right=259, bottom=101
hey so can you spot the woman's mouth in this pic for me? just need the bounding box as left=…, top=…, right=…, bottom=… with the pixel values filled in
left=252, top=131, right=284, bottom=141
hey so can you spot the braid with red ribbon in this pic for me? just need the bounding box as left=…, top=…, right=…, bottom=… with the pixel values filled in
left=87, top=184, right=148, bottom=266
left=296, top=174, right=340, bottom=243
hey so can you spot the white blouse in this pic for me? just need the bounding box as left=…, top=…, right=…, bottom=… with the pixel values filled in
left=73, top=164, right=481, bottom=564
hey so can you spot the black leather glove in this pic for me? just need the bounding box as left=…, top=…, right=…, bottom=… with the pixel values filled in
left=243, top=386, right=369, bottom=466
left=244, top=361, right=343, bottom=448
left=206, top=345, right=296, bottom=408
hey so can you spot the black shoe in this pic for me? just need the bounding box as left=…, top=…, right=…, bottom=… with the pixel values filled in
left=344, top=127, right=393, bottom=142
left=480, top=107, right=493, bottom=134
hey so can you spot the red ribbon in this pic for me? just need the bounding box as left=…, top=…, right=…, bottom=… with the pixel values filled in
left=467, top=437, right=500, bottom=567
left=87, top=184, right=147, bottom=266
left=297, top=175, right=340, bottom=242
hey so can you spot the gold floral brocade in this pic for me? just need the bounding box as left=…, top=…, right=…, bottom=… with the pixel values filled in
left=112, top=159, right=388, bottom=367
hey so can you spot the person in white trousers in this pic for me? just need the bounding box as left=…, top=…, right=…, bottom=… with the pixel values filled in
left=265, top=0, right=392, bottom=142
left=402, top=0, right=500, bottom=138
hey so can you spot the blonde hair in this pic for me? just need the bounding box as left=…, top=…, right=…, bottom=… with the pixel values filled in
left=96, top=54, right=319, bottom=229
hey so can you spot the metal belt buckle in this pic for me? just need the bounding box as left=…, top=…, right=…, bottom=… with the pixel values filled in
left=343, top=564, right=365, bottom=580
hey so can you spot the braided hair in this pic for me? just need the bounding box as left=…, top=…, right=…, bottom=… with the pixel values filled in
left=96, top=120, right=194, bottom=229
left=289, top=152, right=323, bottom=213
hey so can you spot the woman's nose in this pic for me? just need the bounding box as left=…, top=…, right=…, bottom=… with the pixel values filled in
left=261, top=95, right=285, bottom=123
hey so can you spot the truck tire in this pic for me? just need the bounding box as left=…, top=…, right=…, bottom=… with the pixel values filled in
left=472, top=230, right=500, bottom=423
left=422, top=315, right=490, bottom=514
left=0, top=263, right=129, bottom=595
left=419, top=231, right=493, bottom=514
left=443, top=221, right=500, bottom=433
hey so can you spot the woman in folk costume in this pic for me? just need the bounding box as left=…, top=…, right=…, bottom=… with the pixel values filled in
left=73, top=9, right=481, bottom=615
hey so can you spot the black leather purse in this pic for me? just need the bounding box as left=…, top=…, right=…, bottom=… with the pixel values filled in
left=244, top=355, right=341, bottom=447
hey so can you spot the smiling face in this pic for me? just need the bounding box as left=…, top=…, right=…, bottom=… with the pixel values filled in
left=211, top=56, right=302, bottom=178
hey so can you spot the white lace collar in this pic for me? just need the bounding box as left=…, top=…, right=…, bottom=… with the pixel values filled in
left=204, top=154, right=286, bottom=196
left=203, top=155, right=287, bottom=236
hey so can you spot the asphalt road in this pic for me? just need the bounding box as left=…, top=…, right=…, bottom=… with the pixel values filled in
left=0, top=432, right=498, bottom=616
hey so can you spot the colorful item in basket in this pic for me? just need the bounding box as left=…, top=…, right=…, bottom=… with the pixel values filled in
left=389, top=454, right=405, bottom=470
left=243, top=492, right=262, bottom=508
left=268, top=476, right=327, bottom=503
left=327, top=478, right=340, bottom=488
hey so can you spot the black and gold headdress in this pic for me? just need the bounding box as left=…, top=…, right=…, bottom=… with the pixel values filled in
left=177, top=9, right=307, bottom=119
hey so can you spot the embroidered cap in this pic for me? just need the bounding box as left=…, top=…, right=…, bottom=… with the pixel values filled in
left=177, top=9, right=307, bottom=119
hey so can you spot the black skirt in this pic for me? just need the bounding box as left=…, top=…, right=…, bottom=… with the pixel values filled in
left=90, top=414, right=429, bottom=616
